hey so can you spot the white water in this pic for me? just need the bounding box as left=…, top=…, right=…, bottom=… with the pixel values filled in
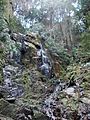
left=43, top=82, right=66, bottom=120
left=37, top=43, right=52, bottom=77
left=2, top=65, right=24, bottom=99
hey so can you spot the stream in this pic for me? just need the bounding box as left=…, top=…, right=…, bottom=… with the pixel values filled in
left=37, top=43, right=52, bottom=78
left=0, top=64, right=24, bottom=102
left=42, top=82, right=66, bottom=120
left=0, top=32, right=90, bottom=120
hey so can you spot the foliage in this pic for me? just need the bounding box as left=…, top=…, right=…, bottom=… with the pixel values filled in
left=46, top=37, right=71, bottom=64
left=81, top=32, right=90, bottom=52
left=0, top=42, right=5, bottom=83
left=65, top=63, right=81, bottom=81
left=8, top=16, right=25, bottom=33
left=0, top=19, right=7, bottom=32
left=0, top=0, right=6, bottom=14
left=26, top=22, right=46, bottom=34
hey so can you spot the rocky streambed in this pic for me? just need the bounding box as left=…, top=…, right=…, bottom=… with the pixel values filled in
left=0, top=60, right=90, bottom=120
left=0, top=64, right=24, bottom=102
left=42, top=83, right=90, bottom=120
left=0, top=32, right=90, bottom=120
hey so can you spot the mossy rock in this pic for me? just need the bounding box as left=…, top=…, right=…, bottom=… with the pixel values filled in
left=34, top=111, right=50, bottom=120
left=0, top=99, right=19, bottom=118
left=81, top=82, right=90, bottom=90
left=0, top=73, right=3, bottom=84
left=84, top=90, right=90, bottom=98
left=84, top=72, right=90, bottom=82
left=0, top=42, right=6, bottom=84
left=0, top=115, right=14, bottom=120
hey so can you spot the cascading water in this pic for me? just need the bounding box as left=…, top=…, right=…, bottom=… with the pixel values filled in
left=37, top=44, right=52, bottom=78
left=2, top=65, right=24, bottom=102
left=43, top=82, right=66, bottom=120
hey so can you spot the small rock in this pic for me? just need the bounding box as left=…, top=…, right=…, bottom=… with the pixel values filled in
left=87, top=114, right=90, bottom=119
left=80, top=97, right=90, bottom=104
left=0, top=99, right=18, bottom=118
left=64, top=87, right=75, bottom=97
left=0, top=116, right=13, bottom=120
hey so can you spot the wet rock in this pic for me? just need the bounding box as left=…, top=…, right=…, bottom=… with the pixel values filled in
left=40, top=63, right=50, bottom=77
left=53, top=107, right=61, bottom=118
left=3, top=65, right=18, bottom=76
left=0, top=82, right=24, bottom=102
left=15, top=106, right=34, bottom=120
left=67, top=110, right=81, bottom=120
left=0, top=115, right=13, bottom=120
left=43, top=83, right=64, bottom=120
left=64, top=87, right=75, bottom=97
left=2, top=64, right=24, bottom=99
left=6, top=97, right=16, bottom=103
left=80, top=97, right=90, bottom=104
left=78, top=102, right=90, bottom=119
left=68, top=80, right=76, bottom=87
left=0, top=92, right=3, bottom=99
left=87, top=114, right=90, bottom=119
left=83, top=62, right=90, bottom=67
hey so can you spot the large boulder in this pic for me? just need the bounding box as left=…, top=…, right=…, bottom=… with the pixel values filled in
left=0, top=99, right=18, bottom=118
left=34, top=111, right=50, bottom=120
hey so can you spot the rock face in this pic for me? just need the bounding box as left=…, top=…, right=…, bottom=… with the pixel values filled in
left=34, top=112, right=50, bottom=120
left=0, top=29, right=55, bottom=120
left=0, top=99, right=18, bottom=118
left=15, top=106, right=34, bottom=120
left=80, top=97, right=90, bottom=104
left=0, top=116, right=13, bottom=120
left=0, top=99, right=34, bottom=120
left=1, top=2, right=56, bottom=119
left=0, top=64, right=24, bottom=102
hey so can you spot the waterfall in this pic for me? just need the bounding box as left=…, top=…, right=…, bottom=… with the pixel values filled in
left=1, top=65, right=24, bottom=103
left=37, top=43, right=52, bottom=78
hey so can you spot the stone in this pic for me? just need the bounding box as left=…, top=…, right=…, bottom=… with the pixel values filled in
left=3, top=65, right=18, bottom=74
left=64, top=87, right=75, bottom=97
left=16, top=106, right=34, bottom=120
left=0, top=99, right=18, bottom=118
left=0, top=115, right=13, bottom=120
left=6, top=97, right=16, bottom=103
left=80, top=97, right=90, bottom=104
left=34, top=111, right=50, bottom=120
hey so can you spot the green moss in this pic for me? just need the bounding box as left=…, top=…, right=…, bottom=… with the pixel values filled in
left=0, top=42, right=5, bottom=84
left=0, top=99, right=18, bottom=118
left=81, top=32, right=90, bottom=52
left=8, top=16, right=25, bottom=33
left=0, top=73, right=3, bottom=83
left=81, top=82, right=90, bottom=90
left=83, top=72, right=90, bottom=82
left=22, top=72, right=30, bottom=85
left=0, top=18, right=7, bottom=31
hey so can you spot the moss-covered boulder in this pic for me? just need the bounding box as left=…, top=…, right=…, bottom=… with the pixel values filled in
left=34, top=111, right=50, bottom=120
left=0, top=99, right=18, bottom=118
